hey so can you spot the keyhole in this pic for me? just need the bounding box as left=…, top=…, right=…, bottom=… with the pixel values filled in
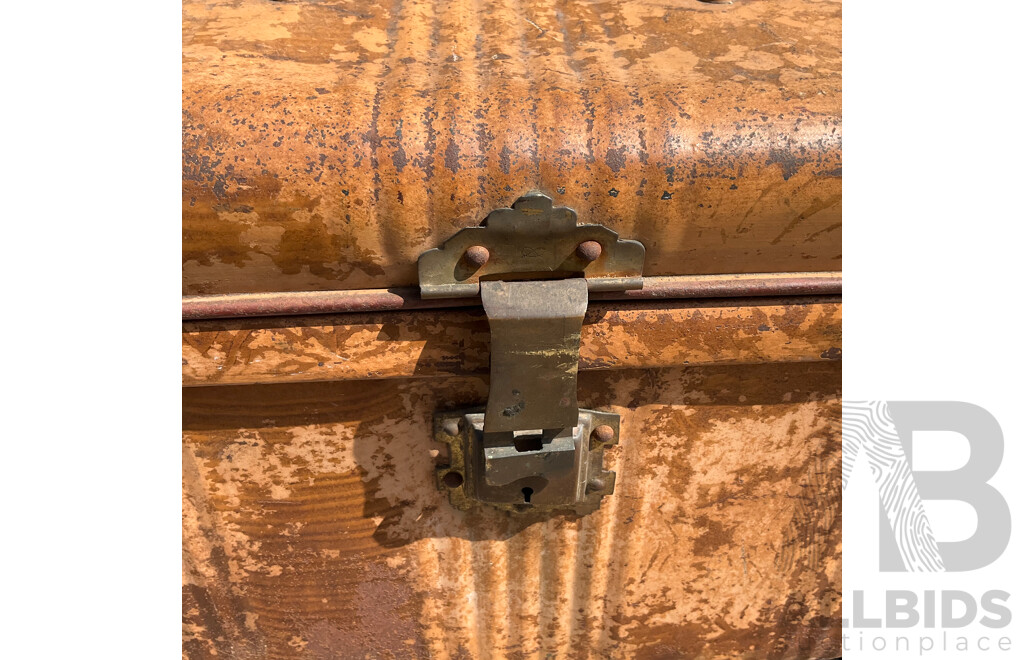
left=522, top=487, right=533, bottom=503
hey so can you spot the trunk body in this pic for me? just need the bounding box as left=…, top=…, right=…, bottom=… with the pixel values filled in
left=182, top=0, right=842, bottom=657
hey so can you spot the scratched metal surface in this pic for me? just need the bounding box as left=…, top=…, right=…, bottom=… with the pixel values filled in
left=182, top=0, right=841, bottom=294
left=183, top=362, right=841, bottom=659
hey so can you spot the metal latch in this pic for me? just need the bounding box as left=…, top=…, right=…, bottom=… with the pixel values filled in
left=418, top=193, right=645, bottom=514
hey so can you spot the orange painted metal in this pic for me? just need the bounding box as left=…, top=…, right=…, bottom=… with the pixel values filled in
left=183, top=0, right=841, bottom=295
left=184, top=363, right=841, bottom=658
left=182, top=297, right=842, bottom=386
left=181, top=0, right=842, bottom=657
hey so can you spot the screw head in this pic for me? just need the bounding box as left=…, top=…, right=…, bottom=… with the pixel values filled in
left=592, top=424, right=615, bottom=444
left=464, top=245, right=490, bottom=268
left=576, top=240, right=603, bottom=262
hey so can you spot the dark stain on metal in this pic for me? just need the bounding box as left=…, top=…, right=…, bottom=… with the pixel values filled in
left=445, top=139, right=461, bottom=173
left=605, top=146, right=627, bottom=173
left=502, top=402, right=525, bottom=418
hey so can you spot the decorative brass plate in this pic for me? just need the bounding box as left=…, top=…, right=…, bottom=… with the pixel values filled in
left=417, top=192, right=646, bottom=299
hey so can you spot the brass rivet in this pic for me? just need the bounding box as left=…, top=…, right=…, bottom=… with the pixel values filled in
left=576, top=240, right=602, bottom=262
left=464, top=245, right=490, bottom=268
left=592, top=424, right=615, bottom=444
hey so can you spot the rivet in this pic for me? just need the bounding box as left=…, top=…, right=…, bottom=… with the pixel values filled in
left=576, top=240, right=602, bottom=262
left=587, top=478, right=606, bottom=492
left=464, top=245, right=490, bottom=268
left=592, top=424, right=615, bottom=444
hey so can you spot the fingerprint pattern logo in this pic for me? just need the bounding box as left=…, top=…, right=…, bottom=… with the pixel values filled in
left=843, top=401, right=945, bottom=571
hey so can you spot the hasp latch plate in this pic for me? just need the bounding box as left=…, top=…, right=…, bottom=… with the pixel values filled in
left=418, top=192, right=644, bottom=515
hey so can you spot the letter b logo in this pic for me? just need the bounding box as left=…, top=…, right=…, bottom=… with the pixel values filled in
left=843, top=401, right=1011, bottom=572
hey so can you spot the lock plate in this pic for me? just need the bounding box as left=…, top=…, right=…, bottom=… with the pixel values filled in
left=434, top=408, right=619, bottom=515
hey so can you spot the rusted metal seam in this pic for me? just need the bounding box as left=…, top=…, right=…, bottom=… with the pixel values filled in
left=181, top=272, right=841, bottom=321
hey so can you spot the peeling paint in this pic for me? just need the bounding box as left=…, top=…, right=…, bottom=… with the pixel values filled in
left=183, top=363, right=841, bottom=658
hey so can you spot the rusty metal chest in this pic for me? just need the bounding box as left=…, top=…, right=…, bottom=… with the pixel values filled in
left=183, top=0, right=842, bottom=657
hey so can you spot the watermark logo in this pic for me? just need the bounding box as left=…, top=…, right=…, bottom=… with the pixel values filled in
left=843, top=401, right=1014, bottom=655
left=843, top=401, right=1011, bottom=571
